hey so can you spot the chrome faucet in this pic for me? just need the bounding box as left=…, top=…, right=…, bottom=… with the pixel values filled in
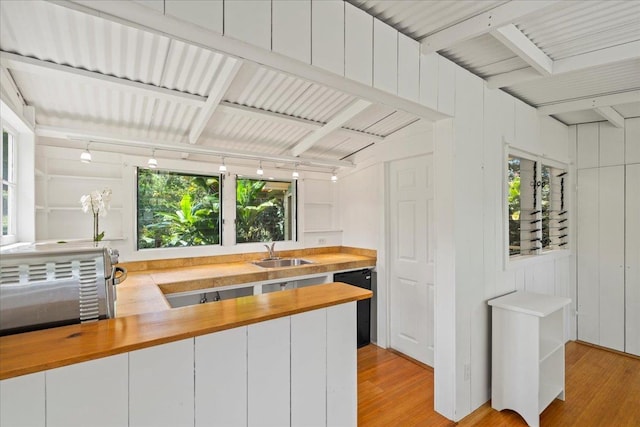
left=264, top=242, right=277, bottom=260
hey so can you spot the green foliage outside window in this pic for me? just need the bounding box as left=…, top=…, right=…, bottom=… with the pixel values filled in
left=508, top=157, right=521, bottom=255
left=137, top=169, right=221, bottom=249
left=236, top=178, right=294, bottom=243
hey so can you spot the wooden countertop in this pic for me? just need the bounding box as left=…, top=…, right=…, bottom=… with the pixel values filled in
left=116, top=251, right=375, bottom=317
left=0, top=283, right=371, bottom=380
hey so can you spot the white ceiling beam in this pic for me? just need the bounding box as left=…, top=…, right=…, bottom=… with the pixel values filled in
left=35, top=125, right=355, bottom=168
left=290, top=99, right=371, bottom=157
left=0, top=51, right=207, bottom=107
left=188, top=57, right=242, bottom=144
left=490, top=24, right=552, bottom=76
left=487, top=40, right=640, bottom=88
left=219, top=101, right=385, bottom=141
left=595, top=106, right=625, bottom=128
left=537, top=90, right=640, bottom=116
left=420, top=1, right=557, bottom=54
left=486, top=67, right=541, bottom=89
left=553, top=40, right=640, bottom=74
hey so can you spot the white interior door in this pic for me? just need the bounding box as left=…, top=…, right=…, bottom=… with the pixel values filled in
left=626, top=163, right=640, bottom=356
left=389, top=155, right=434, bottom=366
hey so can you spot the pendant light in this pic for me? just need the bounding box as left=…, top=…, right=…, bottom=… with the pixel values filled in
left=147, top=149, right=158, bottom=169
left=219, top=157, right=227, bottom=173
left=292, top=164, right=299, bottom=180
left=256, top=161, right=264, bottom=176
left=80, top=143, right=92, bottom=163
left=331, top=170, right=338, bottom=183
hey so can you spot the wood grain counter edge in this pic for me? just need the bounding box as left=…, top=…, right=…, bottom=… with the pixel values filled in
left=0, top=282, right=371, bottom=380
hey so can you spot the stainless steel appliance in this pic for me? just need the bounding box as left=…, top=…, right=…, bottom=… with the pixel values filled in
left=0, top=243, right=126, bottom=335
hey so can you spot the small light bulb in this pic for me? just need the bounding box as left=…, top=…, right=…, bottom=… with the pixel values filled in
left=292, top=170, right=299, bottom=179
left=148, top=157, right=158, bottom=169
left=80, top=149, right=92, bottom=163
left=257, top=161, right=264, bottom=176
left=331, top=173, right=338, bottom=183
left=219, top=158, right=227, bottom=173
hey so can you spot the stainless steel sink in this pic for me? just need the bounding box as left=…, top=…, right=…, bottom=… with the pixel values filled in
left=252, top=258, right=313, bottom=268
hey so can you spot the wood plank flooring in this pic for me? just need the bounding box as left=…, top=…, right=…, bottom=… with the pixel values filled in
left=357, top=341, right=640, bottom=426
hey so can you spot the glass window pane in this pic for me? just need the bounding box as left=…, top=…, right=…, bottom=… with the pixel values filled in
left=2, top=130, right=8, bottom=182
left=508, top=156, right=522, bottom=256
left=236, top=178, right=295, bottom=243
left=542, top=165, right=568, bottom=250
left=2, top=183, right=8, bottom=236
left=136, top=168, right=221, bottom=249
left=508, top=156, right=536, bottom=256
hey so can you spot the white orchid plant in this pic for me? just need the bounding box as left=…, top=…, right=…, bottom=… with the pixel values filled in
left=80, top=188, right=112, bottom=242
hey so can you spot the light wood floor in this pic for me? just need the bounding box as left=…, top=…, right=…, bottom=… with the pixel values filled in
left=357, top=341, right=640, bottom=426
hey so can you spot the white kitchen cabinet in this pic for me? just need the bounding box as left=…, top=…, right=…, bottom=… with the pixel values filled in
left=312, top=0, right=345, bottom=76
left=165, top=0, right=223, bottom=34
left=130, top=339, right=194, bottom=427
left=195, top=327, right=247, bottom=427
left=47, top=354, right=128, bottom=427
left=489, top=291, right=570, bottom=427
left=248, top=317, right=290, bottom=427
left=273, top=0, right=311, bottom=64
left=345, top=2, right=373, bottom=86
left=373, top=18, right=398, bottom=95
left=0, top=372, right=45, bottom=427
left=626, top=163, right=640, bottom=356
left=224, top=0, right=271, bottom=50
left=291, top=309, right=327, bottom=427
left=327, top=302, right=357, bottom=427
left=397, top=33, right=420, bottom=103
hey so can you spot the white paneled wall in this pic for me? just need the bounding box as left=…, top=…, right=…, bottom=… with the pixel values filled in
left=344, top=3, right=373, bottom=86
left=224, top=0, right=271, bottom=50
left=312, top=0, right=345, bottom=76
left=0, top=304, right=358, bottom=427
left=373, top=19, right=398, bottom=95
left=273, top=0, right=311, bottom=64
left=165, top=0, right=223, bottom=34
left=397, top=34, right=420, bottom=103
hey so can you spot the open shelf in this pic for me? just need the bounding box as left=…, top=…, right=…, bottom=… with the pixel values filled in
left=539, top=339, right=563, bottom=363
left=538, top=382, right=563, bottom=413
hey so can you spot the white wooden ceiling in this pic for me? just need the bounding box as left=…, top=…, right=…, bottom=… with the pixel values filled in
left=1, top=0, right=638, bottom=169
left=351, top=0, right=640, bottom=126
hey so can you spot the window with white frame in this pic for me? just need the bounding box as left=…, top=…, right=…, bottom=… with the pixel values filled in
left=507, top=152, right=567, bottom=257
left=1, top=126, right=17, bottom=245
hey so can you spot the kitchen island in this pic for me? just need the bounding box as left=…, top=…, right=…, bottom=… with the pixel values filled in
left=0, top=247, right=374, bottom=427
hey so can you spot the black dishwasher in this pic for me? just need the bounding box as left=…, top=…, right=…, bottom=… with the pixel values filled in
left=334, top=269, right=372, bottom=348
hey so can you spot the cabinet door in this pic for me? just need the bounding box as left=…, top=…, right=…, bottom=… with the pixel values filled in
left=47, top=354, right=128, bottom=427
left=577, top=168, right=599, bottom=344
left=130, top=339, right=194, bottom=427
left=598, top=166, right=625, bottom=351
left=248, top=317, right=290, bottom=427
left=195, top=327, right=247, bottom=427
left=626, top=164, right=640, bottom=356
left=327, top=302, right=357, bottom=426
left=291, top=309, right=327, bottom=427
left=0, top=372, right=45, bottom=427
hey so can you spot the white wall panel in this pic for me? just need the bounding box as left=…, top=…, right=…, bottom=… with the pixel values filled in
left=514, top=99, right=540, bottom=153
left=165, top=0, right=223, bottom=34
left=133, top=0, right=163, bottom=13
left=345, top=2, right=373, bottom=86
left=598, top=166, right=625, bottom=351
left=130, top=339, right=194, bottom=427
left=397, top=33, right=420, bottom=102
left=248, top=317, right=290, bottom=427
left=291, top=309, right=327, bottom=427
left=437, top=56, right=455, bottom=116
left=540, top=116, right=569, bottom=162
left=626, top=117, right=640, bottom=164
left=577, top=168, right=599, bottom=344
left=373, top=19, right=398, bottom=95
left=312, top=0, right=345, bottom=76
left=327, top=302, right=357, bottom=426
left=224, top=0, right=271, bottom=50
left=419, top=53, right=438, bottom=110
left=47, top=354, right=128, bottom=427
left=599, top=122, right=625, bottom=166
left=273, top=0, right=311, bottom=64
left=195, top=327, right=247, bottom=427
left=0, top=372, right=45, bottom=427
left=577, top=123, right=599, bottom=169
left=626, top=164, right=640, bottom=356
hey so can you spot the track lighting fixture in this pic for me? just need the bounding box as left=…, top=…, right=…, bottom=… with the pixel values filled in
left=80, top=143, right=92, bottom=163
left=257, top=161, right=264, bottom=176
left=292, top=165, right=299, bottom=180
left=148, top=149, right=158, bottom=169
left=331, top=170, right=338, bottom=183
left=219, top=157, right=227, bottom=173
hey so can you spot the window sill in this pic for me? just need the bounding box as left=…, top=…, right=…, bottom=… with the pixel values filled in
left=506, top=249, right=571, bottom=271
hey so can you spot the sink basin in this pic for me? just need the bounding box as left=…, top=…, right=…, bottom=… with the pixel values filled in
left=252, top=258, right=313, bottom=268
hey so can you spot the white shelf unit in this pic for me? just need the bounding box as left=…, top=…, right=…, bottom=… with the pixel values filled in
left=489, top=291, right=571, bottom=427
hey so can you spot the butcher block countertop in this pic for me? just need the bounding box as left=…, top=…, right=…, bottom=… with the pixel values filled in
left=0, top=247, right=375, bottom=380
